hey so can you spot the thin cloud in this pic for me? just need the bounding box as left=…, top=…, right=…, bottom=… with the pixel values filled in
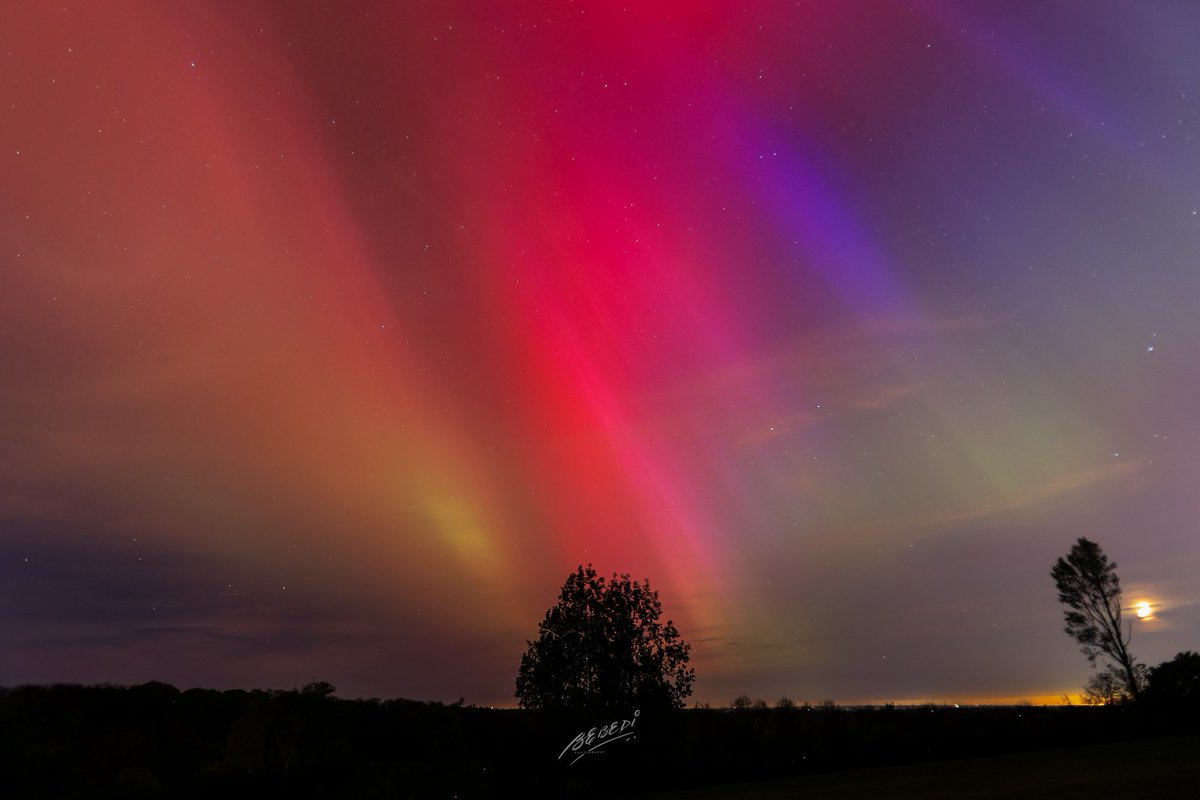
left=861, top=457, right=1149, bottom=542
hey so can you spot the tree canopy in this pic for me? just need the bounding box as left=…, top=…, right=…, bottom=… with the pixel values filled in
left=1145, top=651, right=1200, bottom=706
left=1051, top=537, right=1142, bottom=700
left=515, top=565, right=694, bottom=711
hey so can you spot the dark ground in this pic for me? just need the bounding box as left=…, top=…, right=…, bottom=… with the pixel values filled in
left=630, top=734, right=1200, bottom=799
left=1, top=682, right=1195, bottom=799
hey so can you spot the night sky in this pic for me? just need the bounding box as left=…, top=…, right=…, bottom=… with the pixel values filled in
left=2, top=1, right=1198, bottom=707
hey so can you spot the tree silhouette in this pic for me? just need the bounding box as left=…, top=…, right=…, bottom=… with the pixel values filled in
left=1051, top=537, right=1142, bottom=700
left=1145, top=651, right=1200, bottom=706
left=515, top=564, right=694, bottom=710
left=1080, top=665, right=1137, bottom=705
left=730, top=694, right=754, bottom=710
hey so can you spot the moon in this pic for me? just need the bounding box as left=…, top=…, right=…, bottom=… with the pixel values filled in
left=1135, top=601, right=1153, bottom=619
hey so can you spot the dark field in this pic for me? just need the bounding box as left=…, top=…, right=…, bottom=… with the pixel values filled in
left=1, top=682, right=1196, bottom=798
left=632, top=734, right=1200, bottom=799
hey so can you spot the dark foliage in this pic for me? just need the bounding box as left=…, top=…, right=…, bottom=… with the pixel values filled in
left=1081, top=665, right=1141, bottom=706
left=1051, top=537, right=1143, bottom=700
left=1145, top=651, right=1200, bottom=706
left=515, top=564, right=694, bottom=711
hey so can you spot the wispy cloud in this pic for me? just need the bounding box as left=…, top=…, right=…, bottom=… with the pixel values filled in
left=858, top=457, right=1149, bottom=542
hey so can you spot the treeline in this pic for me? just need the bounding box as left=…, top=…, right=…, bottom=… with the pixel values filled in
left=0, top=681, right=1195, bottom=799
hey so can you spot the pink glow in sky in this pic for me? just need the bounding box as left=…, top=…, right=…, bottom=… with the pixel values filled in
left=2, top=1, right=1198, bottom=706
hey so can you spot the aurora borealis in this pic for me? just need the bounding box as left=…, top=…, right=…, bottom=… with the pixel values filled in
left=2, top=1, right=1198, bottom=706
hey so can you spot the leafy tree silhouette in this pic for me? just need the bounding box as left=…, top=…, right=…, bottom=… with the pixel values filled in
left=516, top=564, right=694, bottom=710
left=1051, top=537, right=1143, bottom=700
left=1145, top=651, right=1200, bottom=706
